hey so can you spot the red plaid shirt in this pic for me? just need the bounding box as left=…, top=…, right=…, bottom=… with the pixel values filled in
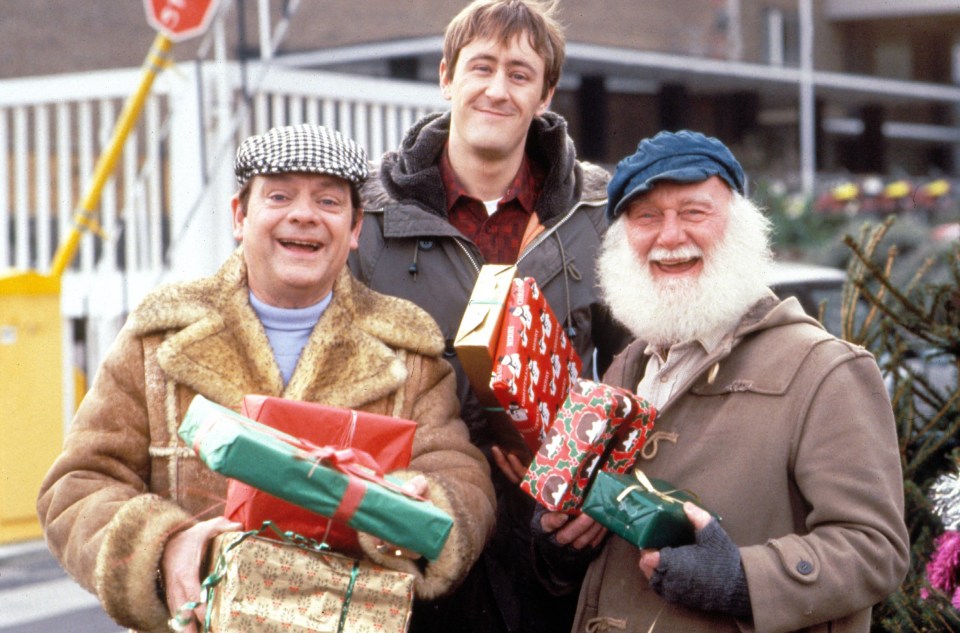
left=441, top=147, right=542, bottom=264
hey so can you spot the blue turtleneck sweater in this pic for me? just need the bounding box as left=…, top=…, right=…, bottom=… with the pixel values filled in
left=249, top=291, right=332, bottom=385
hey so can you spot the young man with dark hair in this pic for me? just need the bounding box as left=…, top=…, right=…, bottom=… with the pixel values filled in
left=350, top=2, right=629, bottom=631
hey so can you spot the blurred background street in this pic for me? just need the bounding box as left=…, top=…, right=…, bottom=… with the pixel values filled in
left=0, top=540, right=120, bottom=633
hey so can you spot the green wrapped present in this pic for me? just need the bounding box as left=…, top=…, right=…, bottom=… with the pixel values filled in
left=179, top=395, right=453, bottom=560
left=582, top=469, right=713, bottom=549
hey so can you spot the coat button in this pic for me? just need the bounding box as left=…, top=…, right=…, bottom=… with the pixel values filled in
left=796, top=560, right=814, bottom=575
left=443, top=341, right=457, bottom=358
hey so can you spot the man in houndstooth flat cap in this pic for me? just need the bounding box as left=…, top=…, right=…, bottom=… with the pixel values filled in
left=234, top=124, right=369, bottom=190
left=37, top=122, right=495, bottom=633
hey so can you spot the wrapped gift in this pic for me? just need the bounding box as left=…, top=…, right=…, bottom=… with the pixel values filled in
left=582, top=470, right=713, bottom=549
left=180, top=395, right=453, bottom=560
left=203, top=528, right=414, bottom=633
left=454, top=264, right=518, bottom=407
left=226, top=395, right=416, bottom=552
left=520, top=379, right=656, bottom=513
left=490, top=277, right=582, bottom=455
left=241, top=395, right=415, bottom=467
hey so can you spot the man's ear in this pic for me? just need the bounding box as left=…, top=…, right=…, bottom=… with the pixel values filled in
left=231, top=195, right=244, bottom=241
left=536, top=85, right=556, bottom=116
left=439, top=59, right=452, bottom=100
left=349, top=208, right=364, bottom=250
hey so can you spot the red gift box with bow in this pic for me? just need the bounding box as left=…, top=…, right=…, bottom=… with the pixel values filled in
left=224, top=395, right=417, bottom=552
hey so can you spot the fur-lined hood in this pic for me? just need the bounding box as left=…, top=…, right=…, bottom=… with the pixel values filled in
left=366, top=111, right=610, bottom=226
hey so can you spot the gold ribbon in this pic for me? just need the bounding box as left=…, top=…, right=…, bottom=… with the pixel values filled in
left=615, top=470, right=699, bottom=506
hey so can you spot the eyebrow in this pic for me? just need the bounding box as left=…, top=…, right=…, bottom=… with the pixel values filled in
left=631, top=193, right=716, bottom=208
left=677, top=194, right=716, bottom=206
left=465, top=52, right=539, bottom=75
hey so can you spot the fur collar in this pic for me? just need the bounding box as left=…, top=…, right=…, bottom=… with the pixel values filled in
left=128, top=249, right=444, bottom=408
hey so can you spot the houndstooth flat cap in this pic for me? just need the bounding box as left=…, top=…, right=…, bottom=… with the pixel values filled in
left=235, top=124, right=368, bottom=188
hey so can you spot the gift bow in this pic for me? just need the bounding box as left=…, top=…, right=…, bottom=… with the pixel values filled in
left=292, top=441, right=422, bottom=526
left=616, top=469, right=698, bottom=507
left=293, top=441, right=381, bottom=479
left=194, top=411, right=427, bottom=526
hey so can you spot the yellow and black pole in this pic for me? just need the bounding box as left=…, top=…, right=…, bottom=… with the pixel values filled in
left=49, top=32, right=173, bottom=277
left=0, top=32, right=172, bottom=544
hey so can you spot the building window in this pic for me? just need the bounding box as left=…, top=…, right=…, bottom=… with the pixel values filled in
left=764, top=7, right=800, bottom=67
left=874, top=41, right=912, bottom=81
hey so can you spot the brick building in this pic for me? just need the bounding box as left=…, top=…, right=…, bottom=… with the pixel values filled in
left=3, top=0, right=960, bottom=182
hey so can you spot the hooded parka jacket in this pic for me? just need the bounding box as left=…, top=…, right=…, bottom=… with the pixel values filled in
left=572, top=295, right=909, bottom=633
left=351, top=111, right=627, bottom=416
left=349, top=111, right=629, bottom=632
left=37, top=250, right=496, bottom=633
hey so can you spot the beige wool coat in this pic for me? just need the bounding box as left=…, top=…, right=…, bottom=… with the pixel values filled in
left=37, top=249, right=496, bottom=633
left=572, top=294, right=909, bottom=633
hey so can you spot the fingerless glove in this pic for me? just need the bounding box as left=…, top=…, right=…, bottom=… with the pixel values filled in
left=650, top=519, right=752, bottom=618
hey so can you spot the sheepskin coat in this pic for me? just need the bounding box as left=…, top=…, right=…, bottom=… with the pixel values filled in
left=37, top=249, right=496, bottom=633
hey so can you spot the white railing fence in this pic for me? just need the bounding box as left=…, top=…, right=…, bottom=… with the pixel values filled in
left=0, top=60, right=447, bottom=421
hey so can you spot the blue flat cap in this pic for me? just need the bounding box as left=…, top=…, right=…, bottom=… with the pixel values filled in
left=606, top=130, right=745, bottom=221
left=235, top=124, right=368, bottom=188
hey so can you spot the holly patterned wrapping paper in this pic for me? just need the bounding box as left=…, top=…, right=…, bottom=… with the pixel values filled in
left=490, top=277, right=582, bottom=455
left=520, top=379, right=656, bottom=513
left=204, top=531, right=415, bottom=633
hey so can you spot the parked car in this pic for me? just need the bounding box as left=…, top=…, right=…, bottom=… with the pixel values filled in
left=767, top=261, right=955, bottom=417
left=767, top=260, right=849, bottom=336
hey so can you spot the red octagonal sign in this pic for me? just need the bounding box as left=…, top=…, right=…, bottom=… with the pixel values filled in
left=144, top=0, right=220, bottom=42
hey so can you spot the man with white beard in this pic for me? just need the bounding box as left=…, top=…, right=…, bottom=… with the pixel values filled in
left=532, top=131, right=909, bottom=633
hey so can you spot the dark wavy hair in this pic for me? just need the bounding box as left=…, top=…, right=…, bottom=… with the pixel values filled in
left=442, top=0, right=565, bottom=100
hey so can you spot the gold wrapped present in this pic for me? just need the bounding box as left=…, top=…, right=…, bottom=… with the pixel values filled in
left=202, top=527, right=415, bottom=632
left=454, top=264, right=517, bottom=407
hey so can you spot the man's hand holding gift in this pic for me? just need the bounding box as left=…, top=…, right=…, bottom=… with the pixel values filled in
left=639, top=502, right=752, bottom=618
left=537, top=508, right=607, bottom=550
left=161, top=516, right=242, bottom=633
left=491, top=445, right=529, bottom=486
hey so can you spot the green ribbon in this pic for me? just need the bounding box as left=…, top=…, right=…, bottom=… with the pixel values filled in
left=336, top=561, right=362, bottom=633
left=176, top=521, right=336, bottom=632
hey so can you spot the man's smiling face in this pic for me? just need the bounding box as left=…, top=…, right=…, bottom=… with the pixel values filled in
left=232, top=172, right=361, bottom=308
left=620, top=176, right=732, bottom=285
left=440, top=33, right=553, bottom=163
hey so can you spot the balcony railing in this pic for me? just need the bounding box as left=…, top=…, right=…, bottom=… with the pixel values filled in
left=0, top=61, right=447, bottom=408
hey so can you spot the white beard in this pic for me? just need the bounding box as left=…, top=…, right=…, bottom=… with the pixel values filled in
left=597, top=194, right=774, bottom=348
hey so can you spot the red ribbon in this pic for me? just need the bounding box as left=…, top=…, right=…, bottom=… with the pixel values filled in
left=195, top=411, right=426, bottom=526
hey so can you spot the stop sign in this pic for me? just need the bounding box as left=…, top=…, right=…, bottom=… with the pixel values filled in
left=144, top=0, right=221, bottom=42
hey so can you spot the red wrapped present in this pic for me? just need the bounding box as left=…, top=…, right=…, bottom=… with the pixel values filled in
left=224, top=395, right=416, bottom=553
left=490, top=277, right=582, bottom=455
left=520, top=379, right=656, bottom=514
left=182, top=397, right=451, bottom=560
